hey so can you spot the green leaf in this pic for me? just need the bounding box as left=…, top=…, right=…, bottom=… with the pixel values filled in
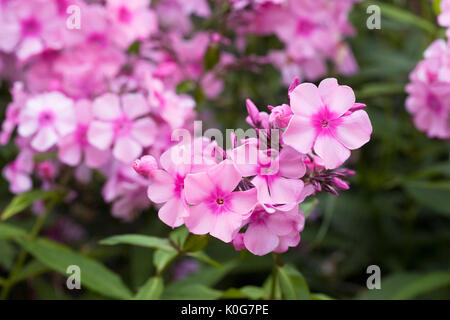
left=134, top=277, right=164, bottom=300
left=310, top=293, right=334, bottom=300
left=15, top=260, right=49, bottom=283
left=240, top=286, right=265, bottom=299
left=404, top=181, right=450, bottom=216
left=358, top=271, right=450, bottom=300
left=278, top=265, right=310, bottom=300
left=153, top=249, right=178, bottom=273
left=100, top=234, right=176, bottom=252
left=169, top=227, right=189, bottom=249
left=434, top=0, right=442, bottom=15
left=203, top=44, right=220, bottom=71
left=187, top=251, right=221, bottom=268
left=16, top=237, right=132, bottom=299
left=299, top=198, right=318, bottom=219
left=0, top=240, right=16, bottom=270
left=0, top=222, right=26, bottom=240
left=183, top=234, right=210, bottom=252
left=162, top=284, right=222, bottom=300
left=1, top=190, right=60, bottom=221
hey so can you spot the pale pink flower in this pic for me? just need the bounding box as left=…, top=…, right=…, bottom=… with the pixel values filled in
left=2, top=149, right=34, bottom=194
left=0, top=0, right=64, bottom=60
left=106, top=0, right=158, bottom=48
left=283, top=78, right=372, bottom=169
left=18, top=92, right=76, bottom=152
left=239, top=205, right=304, bottom=256
left=87, top=93, right=156, bottom=163
left=58, top=99, right=110, bottom=168
left=184, top=160, right=257, bottom=242
left=102, top=161, right=149, bottom=221
left=405, top=40, right=450, bottom=139
left=146, top=140, right=221, bottom=228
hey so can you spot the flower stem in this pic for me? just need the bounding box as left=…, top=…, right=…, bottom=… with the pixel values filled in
left=269, top=253, right=280, bottom=300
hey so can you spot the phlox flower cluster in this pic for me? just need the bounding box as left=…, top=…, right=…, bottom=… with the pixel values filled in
left=134, top=78, right=372, bottom=255
left=0, top=0, right=198, bottom=220
left=228, top=0, right=361, bottom=85
left=404, top=1, right=450, bottom=139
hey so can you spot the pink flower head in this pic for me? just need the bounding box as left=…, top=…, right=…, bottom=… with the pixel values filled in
left=102, top=161, right=149, bottom=221
left=184, top=160, right=258, bottom=243
left=0, top=0, right=63, bottom=60
left=239, top=205, right=305, bottom=256
left=2, top=149, right=34, bottom=194
left=283, top=78, right=372, bottom=169
left=18, top=92, right=76, bottom=152
left=58, top=99, right=110, bottom=168
left=87, top=93, right=156, bottom=163
left=230, top=140, right=305, bottom=209
left=106, top=0, right=158, bottom=48
left=405, top=40, right=450, bottom=139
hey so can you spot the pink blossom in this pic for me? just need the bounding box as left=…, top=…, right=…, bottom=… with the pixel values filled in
left=106, top=0, right=158, bottom=48
left=87, top=93, right=156, bottom=163
left=18, top=92, right=76, bottom=152
left=405, top=40, right=450, bottom=139
left=0, top=0, right=64, bottom=60
left=102, top=161, right=149, bottom=221
left=183, top=160, right=257, bottom=242
left=283, top=78, right=372, bottom=169
left=146, top=140, right=221, bottom=228
left=2, top=149, right=34, bottom=194
left=58, top=99, right=110, bottom=168
left=239, top=205, right=305, bottom=256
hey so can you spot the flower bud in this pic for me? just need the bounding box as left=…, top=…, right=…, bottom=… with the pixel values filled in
left=133, top=155, right=158, bottom=178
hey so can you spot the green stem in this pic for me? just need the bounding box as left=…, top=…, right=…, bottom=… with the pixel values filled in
left=269, top=253, right=280, bottom=300
left=0, top=201, right=54, bottom=300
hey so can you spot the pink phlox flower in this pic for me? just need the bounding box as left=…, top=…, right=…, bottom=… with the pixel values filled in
left=58, top=99, right=111, bottom=168
left=87, top=92, right=156, bottom=163
left=239, top=205, right=305, bottom=256
left=2, top=148, right=34, bottom=194
left=18, top=91, right=76, bottom=152
left=283, top=78, right=372, bottom=169
left=183, top=160, right=258, bottom=242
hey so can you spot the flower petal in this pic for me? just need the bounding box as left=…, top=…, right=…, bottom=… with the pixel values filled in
left=283, top=115, right=316, bottom=154
left=207, top=160, right=242, bottom=194
left=244, top=223, right=279, bottom=256
left=228, top=188, right=257, bottom=215
left=313, top=133, right=350, bottom=169
left=92, top=93, right=122, bottom=120
left=184, top=171, right=213, bottom=205
left=335, top=110, right=372, bottom=150
left=130, top=117, right=156, bottom=147
left=185, top=203, right=217, bottom=235
left=87, top=121, right=114, bottom=150
left=113, top=136, right=143, bottom=163
left=147, top=170, right=175, bottom=203
left=31, top=127, right=58, bottom=152
left=158, top=198, right=188, bottom=228
left=289, top=83, right=323, bottom=117
left=327, top=85, right=355, bottom=116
